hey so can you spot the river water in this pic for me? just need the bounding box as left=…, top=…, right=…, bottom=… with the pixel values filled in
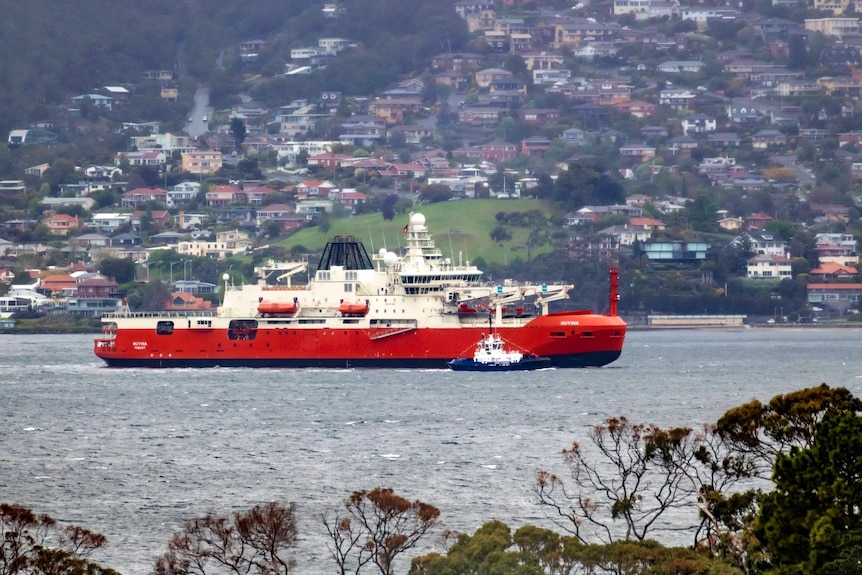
left=0, top=328, right=859, bottom=573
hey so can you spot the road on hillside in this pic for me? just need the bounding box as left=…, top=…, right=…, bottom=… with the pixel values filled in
left=772, top=154, right=816, bottom=186
left=187, top=87, right=211, bottom=139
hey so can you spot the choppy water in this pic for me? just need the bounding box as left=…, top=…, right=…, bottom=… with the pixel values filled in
left=1, top=328, right=860, bottom=574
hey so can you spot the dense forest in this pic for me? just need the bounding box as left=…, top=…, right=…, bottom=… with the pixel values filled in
left=0, top=0, right=470, bottom=136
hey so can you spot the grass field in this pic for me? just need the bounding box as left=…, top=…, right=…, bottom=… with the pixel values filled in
left=277, top=199, right=556, bottom=265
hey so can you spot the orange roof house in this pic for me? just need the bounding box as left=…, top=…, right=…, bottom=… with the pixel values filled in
left=165, top=292, right=213, bottom=311
left=809, top=262, right=858, bottom=280
left=43, top=214, right=82, bottom=236
left=40, top=274, right=78, bottom=296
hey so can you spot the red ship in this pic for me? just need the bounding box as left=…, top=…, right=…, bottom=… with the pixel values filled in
left=94, top=213, right=626, bottom=368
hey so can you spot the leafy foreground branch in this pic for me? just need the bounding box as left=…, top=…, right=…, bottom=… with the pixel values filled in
left=4, top=385, right=862, bottom=575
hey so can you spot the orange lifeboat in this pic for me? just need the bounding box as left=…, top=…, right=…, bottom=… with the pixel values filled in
left=339, top=302, right=369, bottom=316
left=258, top=301, right=297, bottom=316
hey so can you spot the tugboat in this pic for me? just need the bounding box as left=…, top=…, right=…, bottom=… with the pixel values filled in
left=448, top=332, right=552, bottom=372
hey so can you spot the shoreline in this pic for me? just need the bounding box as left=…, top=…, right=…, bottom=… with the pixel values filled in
left=625, top=322, right=859, bottom=330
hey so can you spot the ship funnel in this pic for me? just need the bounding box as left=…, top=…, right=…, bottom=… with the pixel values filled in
left=317, top=236, right=373, bottom=271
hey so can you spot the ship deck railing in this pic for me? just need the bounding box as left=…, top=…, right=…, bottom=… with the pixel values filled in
left=100, top=310, right=216, bottom=319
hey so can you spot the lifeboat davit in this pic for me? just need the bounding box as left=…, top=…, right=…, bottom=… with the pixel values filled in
left=257, top=301, right=297, bottom=316
left=339, top=302, right=369, bottom=316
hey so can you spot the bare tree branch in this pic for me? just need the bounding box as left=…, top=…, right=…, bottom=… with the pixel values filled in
left=154, top=502, right=297, bottom=575
left=325, top=488, right=440, bottom=575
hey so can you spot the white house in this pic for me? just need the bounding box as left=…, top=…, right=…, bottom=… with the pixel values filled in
left=747, top=253, right=792, bottom=279
left=735, top=228, right=789, bottom=257
left=657, top=61, right=706, bottom=73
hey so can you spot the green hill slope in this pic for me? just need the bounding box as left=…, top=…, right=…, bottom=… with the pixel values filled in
left=278, top=200, right=557, bottom=266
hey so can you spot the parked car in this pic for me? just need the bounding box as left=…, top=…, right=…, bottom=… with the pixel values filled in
left=202, top=115, right=208, bottom=121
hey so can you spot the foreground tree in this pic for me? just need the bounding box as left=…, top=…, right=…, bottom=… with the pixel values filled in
left=715, top=384, right=862, bottom=480
left=755, top=410, right=862, bottom=573
left=0, top=503, right=119, bottom=575
left=154, top=501, right=298, bottom=575
left=535, top=385, right=862, bottom=572
left=536, top=417, right=701, bottom=545
left=409, top=520, right=742, bottom=575
left=323, top=487, right=440, bottom=575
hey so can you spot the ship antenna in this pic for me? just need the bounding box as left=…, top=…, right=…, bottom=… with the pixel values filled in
left=448, top=231, right=455, bottom=264
left=608, top=266, right=619, bottom=316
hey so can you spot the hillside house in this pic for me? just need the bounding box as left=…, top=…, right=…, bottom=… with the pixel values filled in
left=643, top=241, right=709, bottom=265
left=176, top=229, right=253, bottom=260
left=206, top=185, right=245, bottom=207
left=121, top=188, right=167, bottom=208
left=809, top=262, right=858, bottom=280
left=815, top=232, right=859, bottom=266
left=181, top=151, right=223, bottom=175
left=115, top=151, right=166, bottom=168
left=735, top=228, right=788, bottom=256
left=752, top=129, right=787, bottom=148
left=659, top=89, right=697, bottom=109
left=657, top=60, right=706, bottom=73
left=296, top=180, right=337, bottom=200
left=43, top=214, right=82, bottom=236
left=807, top=283, right=862, bottom=313
left=598, top=224, right=653, bottom=246
left=747, top=253, right=792, bottom=279
left=681, top=114, right=717, bottom=135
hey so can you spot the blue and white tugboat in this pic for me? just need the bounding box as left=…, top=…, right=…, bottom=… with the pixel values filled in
left=447, top=333, right=552, bottom=372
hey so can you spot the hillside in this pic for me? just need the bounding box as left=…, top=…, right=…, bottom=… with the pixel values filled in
left=0, top=0, right=469, bottom=136
left=278, top=200, right=556, bottom=266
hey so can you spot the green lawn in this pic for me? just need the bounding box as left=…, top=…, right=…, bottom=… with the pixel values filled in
left=278, top=200, right=557, bottom=265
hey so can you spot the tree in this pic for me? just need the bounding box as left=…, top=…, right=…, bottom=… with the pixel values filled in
left=135, top=279, right=171, bottom=311
left=409, top=520, right=742, bottom=575
left=0, top=503, right=119, bottom=575
left=490, top=225, right=512, bottom=244
left=787, top=34, right=807, bottom=69
left=99, top=257, right=136, bottom=284
left=154, top=501, right=298, bottom=575
left=553, top=161, right=624, bottom=210
left=230, top=117, right=247, bottom=152
left=524, top=226, right=549, bottom=265
left=756, top=410, right=862, bottom=573
left=381, top=194, right=399, bottom=221
left=317, top=211, right=331, bottom=234
left=715, top=384, right=862, bottom=480
left=409, top=520, right=544, bottom=575
left=418, top=184, right=452, bottom=203
left=686, top=193, right=718, bottom=231
left=536, top=417, right=700, bottom=545
left=487, top=170, right=516, bottom=196
left=323, top=487, right=440, bottom=575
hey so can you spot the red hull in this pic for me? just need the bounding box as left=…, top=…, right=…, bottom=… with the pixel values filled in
left=95, top=313, right=626, bottom=369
